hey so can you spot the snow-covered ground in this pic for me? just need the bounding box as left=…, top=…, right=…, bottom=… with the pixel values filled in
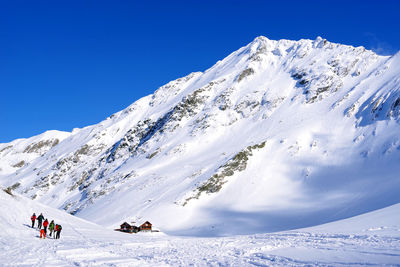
left=1, top=36, right=400, bottom=265
left=1, top=190, right=399, bottom=266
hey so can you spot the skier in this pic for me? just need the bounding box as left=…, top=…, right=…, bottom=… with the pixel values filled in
left=40, top=227, right=46, bottom=239
left=30, top=213, right=36, bottom=228
left=43, top=219, right=49, bottom=235
left=37, top=213, right=44, bottom=229
left=49, top=220, right=55, bottom=237
left=55, top=224, right=62, bottom=239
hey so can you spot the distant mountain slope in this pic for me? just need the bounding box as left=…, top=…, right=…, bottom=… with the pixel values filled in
left=1, top=36, right=400, bottom=236
left=0, top=130, right=70, bottom=177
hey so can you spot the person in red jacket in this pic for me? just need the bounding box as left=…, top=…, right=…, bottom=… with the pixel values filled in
left=43, top=219, right=49, bottom=235
left=55, top=224, right=62, bottom=239
left=30, top=213, right=36, bottom=228
left=40, top=228, right=46, bottom=239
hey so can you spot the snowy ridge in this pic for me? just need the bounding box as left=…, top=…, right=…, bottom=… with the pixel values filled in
left=1, top=36, right=400, bottom=236
left=0, top=130, right=70, bottom=177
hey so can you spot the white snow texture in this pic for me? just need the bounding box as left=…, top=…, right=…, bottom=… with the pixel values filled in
left=1, top=36, right=400, bottom=266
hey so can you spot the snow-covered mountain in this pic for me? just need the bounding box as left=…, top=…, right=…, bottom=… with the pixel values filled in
left=1, top=36, right=400, bottom=236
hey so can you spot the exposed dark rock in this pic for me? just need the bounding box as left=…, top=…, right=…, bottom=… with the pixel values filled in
left=184, top=141, right=266, bottom=205
left=3, top=183, right=20, bottom=196
left=23, top=139, right=59, bottom=153
left=12, top=160, right=25, bottom=168
left=237, top=68, right=255, bottom=82
left=76, top=144, right=90, bottom=155
left=0, top=145, right=13, bottom=153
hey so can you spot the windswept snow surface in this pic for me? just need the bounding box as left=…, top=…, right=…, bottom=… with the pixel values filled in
left=1, top=190, right=399, bottom=266
left=1, top=36, right=400, bottom=242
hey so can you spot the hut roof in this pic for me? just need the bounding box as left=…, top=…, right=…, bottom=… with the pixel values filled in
left=140, top=221, right=152, bottom=226
left=120, top=222, right=131, bottom=227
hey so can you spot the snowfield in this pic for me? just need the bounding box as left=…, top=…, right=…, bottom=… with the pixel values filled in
left=1, top=190, right=399, bottom=266
left=1, top=36, right=400, bottom=265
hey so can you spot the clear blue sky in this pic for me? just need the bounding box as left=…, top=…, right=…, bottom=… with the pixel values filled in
left=1, top=0, right=399, bottom=143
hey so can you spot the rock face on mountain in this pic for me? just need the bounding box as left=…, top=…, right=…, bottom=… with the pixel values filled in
left=1, top=36, right=400, bottom=236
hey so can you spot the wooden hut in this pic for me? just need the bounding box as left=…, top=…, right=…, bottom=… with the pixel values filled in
left=139, top=221, right=152, bottom=232
left=120, top=222, right=131, bottom=231
left=118, top=222, right=139, bottom=233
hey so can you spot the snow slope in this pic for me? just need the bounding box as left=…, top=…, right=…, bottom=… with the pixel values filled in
left=1, top=189, right=399, bottom=266
left=1, top=36, right=400, bottom=237
left=0, top=130, right=70, bottom=177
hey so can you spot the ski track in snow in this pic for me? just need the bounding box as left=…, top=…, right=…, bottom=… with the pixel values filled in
left=2, top=227, right=400, bottom=266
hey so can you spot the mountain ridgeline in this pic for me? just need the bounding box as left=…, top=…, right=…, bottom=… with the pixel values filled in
left=1, top=36, right=400, bottom=236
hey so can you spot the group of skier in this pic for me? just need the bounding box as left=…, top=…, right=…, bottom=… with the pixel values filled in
left=30, top=213, right=62, bottom=239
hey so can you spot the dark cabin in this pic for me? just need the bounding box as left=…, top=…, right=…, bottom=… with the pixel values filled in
left=120, top=222, right=130, bottom=231
left=139, top=221, right=152, bottom=231
left=118, top=222, right=139, bottom=233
